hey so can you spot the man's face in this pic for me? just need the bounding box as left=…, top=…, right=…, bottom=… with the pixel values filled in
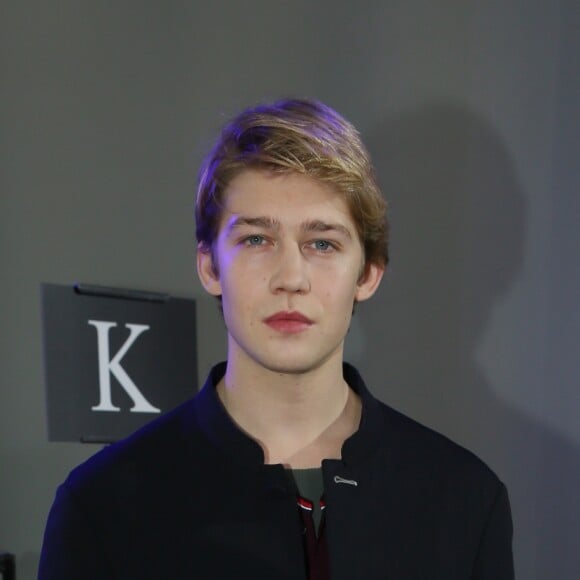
left=198, top=169, right=383, bottom=376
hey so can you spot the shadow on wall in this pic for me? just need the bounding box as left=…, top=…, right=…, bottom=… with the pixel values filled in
left=17, top=552, right=39, bottom=580
left=348, top=102, right=580, bottom=578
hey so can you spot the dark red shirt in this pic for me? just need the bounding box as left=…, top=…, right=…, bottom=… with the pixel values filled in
left=298, top=496, right=329, bottom=580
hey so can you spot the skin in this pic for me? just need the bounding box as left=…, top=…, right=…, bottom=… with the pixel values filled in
left=197, top=169, right=384, bottom=467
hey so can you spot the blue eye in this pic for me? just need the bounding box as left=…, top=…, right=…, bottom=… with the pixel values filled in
left=245, top=235, right=264, bottom=246
left=313, top=240, right=332, bottom=251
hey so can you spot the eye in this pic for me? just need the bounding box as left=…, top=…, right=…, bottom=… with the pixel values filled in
left=244, top=235, right=265, bottom=246
left=312, top=240, right=334, bottom=252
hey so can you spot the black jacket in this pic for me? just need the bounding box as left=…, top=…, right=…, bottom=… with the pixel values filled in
left=39, top=363, right=514, bottom=579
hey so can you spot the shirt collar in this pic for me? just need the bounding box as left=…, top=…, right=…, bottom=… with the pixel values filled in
left=191, top=362, right=382, bottom=467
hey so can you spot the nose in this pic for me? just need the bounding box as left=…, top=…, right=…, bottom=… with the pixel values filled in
left=269, top=243, right=310, bottom=294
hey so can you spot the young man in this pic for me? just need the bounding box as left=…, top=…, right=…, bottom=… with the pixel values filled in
left=39, top=99, right=514, bottom=579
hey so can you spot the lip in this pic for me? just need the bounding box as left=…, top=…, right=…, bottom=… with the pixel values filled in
left=264, top=311, right=313, bottom=334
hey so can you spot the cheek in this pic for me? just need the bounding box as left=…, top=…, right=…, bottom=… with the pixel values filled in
left=317, top=266, right=360, bottom=300
left=318, top=284, right=358, bottom=324
left=219, top=264, right=265, bottom=316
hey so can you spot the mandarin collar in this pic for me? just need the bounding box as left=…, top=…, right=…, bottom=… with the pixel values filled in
left=192, top=362, right=383, bottom=467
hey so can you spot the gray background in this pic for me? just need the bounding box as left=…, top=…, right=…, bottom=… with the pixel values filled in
left=1, top=1, right=578, bottom=578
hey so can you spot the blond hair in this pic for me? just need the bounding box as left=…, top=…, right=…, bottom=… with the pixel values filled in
left=196, top=98, right=388, bottom=269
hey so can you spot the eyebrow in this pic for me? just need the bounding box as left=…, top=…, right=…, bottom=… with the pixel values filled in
left=227, top=216, right=353, bottom=239
left=300, top=219, right=353, bottom=239
left=227, top=216, right=281, bottom=232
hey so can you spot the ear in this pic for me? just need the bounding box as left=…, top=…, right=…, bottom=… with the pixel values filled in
left=197, top=243, right=222, bottom=297
left=354, top=262, right=384, bottom=303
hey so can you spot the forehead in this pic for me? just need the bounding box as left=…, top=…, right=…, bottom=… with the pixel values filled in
left=218, top=169, right=356, bottom=232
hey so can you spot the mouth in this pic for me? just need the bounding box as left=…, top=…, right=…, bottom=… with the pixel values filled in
left=264, top=311, right=313, bottom=333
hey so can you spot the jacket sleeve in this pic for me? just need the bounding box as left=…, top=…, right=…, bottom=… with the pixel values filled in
left=38, top=483, right=113, bottom=580
left=471, top=482, right=514, bottom=580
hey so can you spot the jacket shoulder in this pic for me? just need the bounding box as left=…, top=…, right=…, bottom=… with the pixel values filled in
left=376, top=400, right=503, bottom=488
left=63, top=396, right=205, bottom=498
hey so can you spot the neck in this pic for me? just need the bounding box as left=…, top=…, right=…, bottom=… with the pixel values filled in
left=217, top=354, right=361, bottom=468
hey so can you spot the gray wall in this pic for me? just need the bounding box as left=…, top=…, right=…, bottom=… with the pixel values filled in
left=1, top=1, right=578, bottom=578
